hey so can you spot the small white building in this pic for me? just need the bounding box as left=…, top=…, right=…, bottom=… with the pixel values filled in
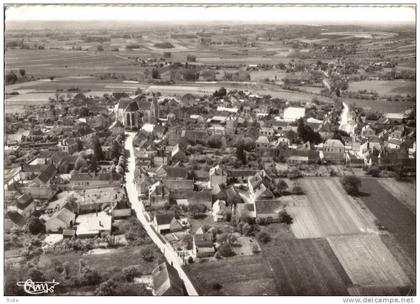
left=283, top=107, right=306, bottom=122
left=212, top=200, right=227, bottom=222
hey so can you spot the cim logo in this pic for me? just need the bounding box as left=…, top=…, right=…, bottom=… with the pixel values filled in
left=16, top=279, right=60, bottom=295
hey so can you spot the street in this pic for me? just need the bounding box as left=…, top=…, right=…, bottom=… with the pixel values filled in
left=124, top=131, right=199, bottom=296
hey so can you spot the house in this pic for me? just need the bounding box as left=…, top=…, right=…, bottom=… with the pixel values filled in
left=172, top=190, right=213, bottom=210
left=16, top=193, right=35, bottom=218
left=152, top=262, right=185, bottom=296
left=33, top=164, right=56, bottom=186
left=68, top=171, right=122, bottom=189
left=360, top=125, right=376, bottom=139
left=170, top=217, right=184, bottom=233
left=386, top=139, right=402, bottom=150
left=209, top=165, right=227, bottom=189
left=19, top=164, right=49, bottom=180
left=322, top=139, right=346, bottom=164
left=46, top=208, right=76, bottom=233
left=162, top=179, right=194, bottom=192
left=256, top=136, right=270, bottom=151
left=237, top=203, right=256, bottom=219
left=74, top=187, right=125, bottom=214
left=208, top=125, right=225, bottom=136
left=57, top=138, right=79, bottom=155
left=248, top=170, right=274, bottom=201
left=259, top=127, right=274, bottom=137
left=171, top=145, right=187, bottom=163
left=193, top=234, right=215, bottom=258
left=153, top=213, right=175, bottom=234
left=385, top=112, right=406, bottom=123
left=283, top=107, right=306, bottom=122
left=148, top=181, right=169, bottom=207
left=227, top=169, right=259, bottom=183
left=212, top=200, right=227, bottom=222
left=388, top=128, right=405, bottom=142
left=165, top=166, right=189, bottom=179
left=76, top=211, right=112, bottom=238
left=255, top=200, right=285, bottom=222
left=287, top=155, right=309, bottom=165
left=306, top=117, right=323, bottom=131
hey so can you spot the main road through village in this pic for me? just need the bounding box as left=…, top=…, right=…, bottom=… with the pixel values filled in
left=124, top=131, right=199, bottom=296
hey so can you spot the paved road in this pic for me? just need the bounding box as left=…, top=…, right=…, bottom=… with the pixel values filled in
left=339, top=102, right=356, bottom=136
left=124, top=131, right=198, bottom=296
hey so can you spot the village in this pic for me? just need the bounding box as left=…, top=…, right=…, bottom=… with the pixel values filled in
left=3, top=8, right=417, bottom=297
left=4, top=70, right=416, bottom=295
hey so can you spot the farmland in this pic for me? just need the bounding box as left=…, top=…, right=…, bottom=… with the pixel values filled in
left=358, top=178, right=416, bottom=261
left=183, top=255, right=278, bottom=296
left=291, top=178, right=377, bottom=238
left=348, top=80, right=416, bottom=96
left=377, top=178, right=416, bottom=214
left=327, top=234, right=411, bottom=287
left=260, top=238, right=352, bottom=295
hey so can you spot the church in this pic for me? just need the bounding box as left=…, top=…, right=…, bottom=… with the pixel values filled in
left=116, top=96, right=160, bottom=130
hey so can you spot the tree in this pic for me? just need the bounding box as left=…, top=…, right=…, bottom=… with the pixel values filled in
left=19, top=68, right=26, bottom=78
left=122, top=266, right=141, bottom=282
left=92, top=136, right=104, bottom=161
left=278, top=210, right=293, bottom=225
left=140, top=247, right=154, bottom=262
left=367, top=167, right=381, bottom=177
left=182, top=234, right=193, bottom=250
left=236, top=145, right=247, bottom=165
left=111, top=140, right=121, bottom=159
left=75, top=154, right=87, bottom=171
left=26, top=268, right=46, bottom=282
left=213, top=87, right=227, bottom=97
left=286, top=130, right=299, bottom=144
left=151, top=68, right=160, bottom=79
left=27, top=217, right=45, bottom=235
left=340, top=175, right=361, bottom=196
left=95, top=279, right=117, bottom=296
left=256, top=231, right=271, bottom=244
left=274, top=179, right=288, bottom=196
left=6, top=71, right=18, bottom=84
left=297, top=118, right=322, bottom=144
left=79, top=266, right=101, bottom=286
left=217, top=243, right=235, bottom=257
left=89, top=155, right=98, bottom=173
left=208, top=135, right=223, bottom=149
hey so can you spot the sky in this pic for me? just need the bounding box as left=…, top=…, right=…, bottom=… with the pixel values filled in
left=5, top=4, right=416, bottom=24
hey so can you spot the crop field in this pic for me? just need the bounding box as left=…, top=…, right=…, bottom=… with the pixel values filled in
left=183, top=255, right=278, bottom=296
left=380, top=234, right=416, bottom=286
left=293, top=178, right=377, bottom=238
left=284, top=195, right=324, bottom=239
left=6, top=49, right=141, bottom=78
left=358, top=178, right=416, bottom=261
left=260, top=238, right=352, bottom=295
left=348, top=80, right=416, bottom=96
left=377, top=178, right=416, bottom=214
left=327, top=234, right=411, bottom=287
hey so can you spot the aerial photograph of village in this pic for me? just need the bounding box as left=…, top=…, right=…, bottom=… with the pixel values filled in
left=3, top=3, right=416, bottom=299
